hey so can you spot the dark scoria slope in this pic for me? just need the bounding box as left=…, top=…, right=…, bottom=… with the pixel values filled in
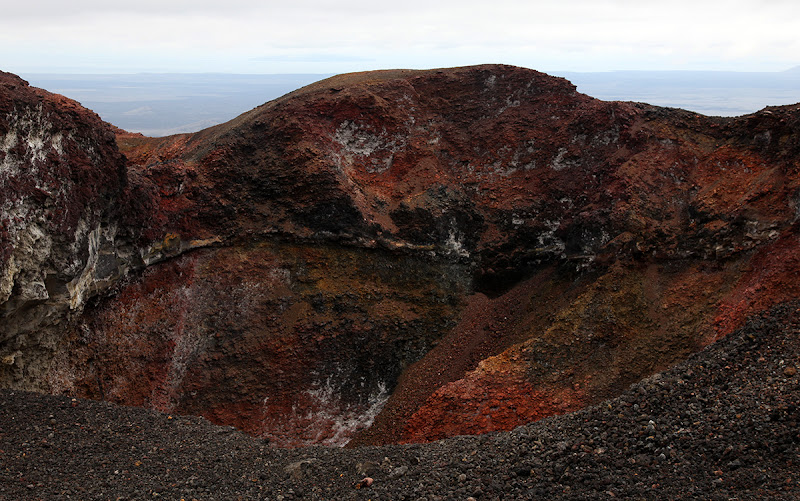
left=2, top=65, right=800, bottom=449
left=1, top=302, right=798, bottom=499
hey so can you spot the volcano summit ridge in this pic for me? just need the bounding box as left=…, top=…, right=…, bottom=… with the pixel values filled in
left=2, top=65, right=800, bottom=447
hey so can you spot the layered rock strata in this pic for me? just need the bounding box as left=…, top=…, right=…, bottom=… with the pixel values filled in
left=1, top=65, right=799, bottom=446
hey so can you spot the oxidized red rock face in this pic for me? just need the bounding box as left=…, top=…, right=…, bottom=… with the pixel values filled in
left=49, top=242, right=469, bottom=446
left=3, top=65, right=800, bottom=447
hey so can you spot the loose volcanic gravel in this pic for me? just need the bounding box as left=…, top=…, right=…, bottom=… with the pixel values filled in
left=2, top=302, right=799, bottom=500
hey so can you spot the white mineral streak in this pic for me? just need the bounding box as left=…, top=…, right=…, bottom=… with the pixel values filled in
left=152, top=288, right=201, bottom=411
left=550, top=147, right=571, bottom=171
left=445, top=227, right=470, bottom=258
left=1, top=105, right=68, bottom=306
left=267, top=374, right=390, bottom=447
left=537, top=219, right=566, bottom=256
left=1, top=104, right=58, bottom=173
left=0, top=203, right=53, bottom=305
left=302, top=377, right=390, bottom=447
left=66, top=225, right=101, bottom=310
left=0, top=130, right=19, bottom=175
left=332, top=120, right=405, bottom=174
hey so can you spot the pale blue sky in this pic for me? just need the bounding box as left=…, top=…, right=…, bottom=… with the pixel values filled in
left=3, top=0, right=799, bottom=74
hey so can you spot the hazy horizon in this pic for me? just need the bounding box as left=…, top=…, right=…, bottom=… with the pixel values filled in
left=6, top=0, right=799, bottom=134
left=19, top=67, right=800, bottom=137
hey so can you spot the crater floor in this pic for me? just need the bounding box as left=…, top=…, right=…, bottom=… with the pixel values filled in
left=2, top=303, right=798, bottom=499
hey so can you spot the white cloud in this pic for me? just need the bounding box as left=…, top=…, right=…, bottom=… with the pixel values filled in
left=2, top=0, right=799, bottom=73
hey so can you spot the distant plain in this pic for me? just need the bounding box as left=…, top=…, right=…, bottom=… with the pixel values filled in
left=21, top=68, right=800, bottom=137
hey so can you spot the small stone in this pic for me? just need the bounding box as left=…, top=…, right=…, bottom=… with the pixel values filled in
left=515, top=466, right=532, bottom=477
left=458, top=473, right=467, bottom=482
left=356, top=460, right=379, bottom=476
left=354, top=477, right=373, bottom=489
left=728, top=459, right=743, bottom=469
left=784, top=366, right=797, bottom=377
left=388, top=466, right=408, bottom=480
left=284, top=459, right=314, bottom=480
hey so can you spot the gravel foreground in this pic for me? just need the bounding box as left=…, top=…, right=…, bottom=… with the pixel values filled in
left=2, top=304, right=799, bottom=500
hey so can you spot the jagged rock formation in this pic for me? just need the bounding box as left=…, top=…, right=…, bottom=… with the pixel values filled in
left=1, top=65, right=799, bottom=447
left=0, top=71, right=141, bottom=385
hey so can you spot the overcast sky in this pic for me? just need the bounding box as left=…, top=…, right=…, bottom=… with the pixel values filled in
left=3, top=0, right=799, bottom=75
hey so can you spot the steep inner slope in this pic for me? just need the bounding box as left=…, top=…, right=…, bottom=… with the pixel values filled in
left=2, top=65, right=799, bottom=447
left=2, top=302, right=798, bottom=499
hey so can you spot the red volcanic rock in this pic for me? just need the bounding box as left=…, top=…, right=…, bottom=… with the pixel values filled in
left=3, top=65, right=800, bottom=447
left=50, top=242, right=469, bottom=447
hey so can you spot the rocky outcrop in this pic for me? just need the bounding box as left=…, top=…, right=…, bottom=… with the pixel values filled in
left=49, top=243, right=469, bottom=446
left=2, top=65, right=800, bottom=447
left=0, top=71, right=141, bottom=387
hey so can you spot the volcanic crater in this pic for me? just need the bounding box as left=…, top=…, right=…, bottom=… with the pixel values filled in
left=1, top=63, right=799, bottom=470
